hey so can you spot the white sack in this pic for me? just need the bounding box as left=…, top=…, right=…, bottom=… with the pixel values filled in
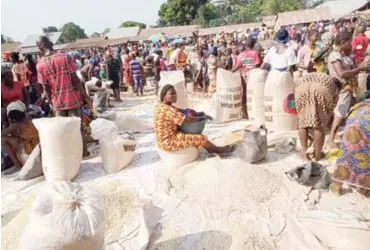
left=246, top=68, right=268, bottom=124
left=158, top=70, right=188, bottom=109
left=215, top=69, right=243, bottom=124
left=33, top=117, right=82, bottom=181
left=157, top=146, right=200, bottom=168
left=299, top=210, right=370, bottom=250
left=114, top=114, right=154, bottom=133
left=19, top=182, right=106, bottom=250
left=263, top=70, right=298, bottom=131
left=100, top=132, right=136, bottom=173
left=356, top=73, right=368, bottom=98
left=90, top=118, right=118, bottom=141
left=15, top=144, right=43, bottom=181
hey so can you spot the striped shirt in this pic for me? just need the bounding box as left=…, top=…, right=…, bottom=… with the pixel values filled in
left=130, top=60, right=141, bottom=76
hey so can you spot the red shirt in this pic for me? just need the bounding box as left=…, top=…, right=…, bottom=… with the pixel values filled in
left=1, top=81, right=24, bottom=106
left=352, top=33, right=368, bottom=64
left=37, top=52, right=82, bottom=111
left=237, top=50, right=261, bottom=78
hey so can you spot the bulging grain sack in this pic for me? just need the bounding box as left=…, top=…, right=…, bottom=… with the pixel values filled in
left=114, top=114, right=154, bottom=133
left=19, top=182, right=106, bottom=250
left=246, top=68, right=268, bottom=124
left=90, top=118, right=118, bottom=141
left=263, top=70, right=298, bottom=131
left=356, top=73, right=368, bottom=99
left=215, top=69, right=243, bottom=124
left=157, top=146, right=200, bottom=168
left=100, top=132, right=136, bottom=173
left=158, top=70, right=188, bottom=109
left=33, top=117, right=82, bottom=181
left=15, top=144, right=43, bottom=181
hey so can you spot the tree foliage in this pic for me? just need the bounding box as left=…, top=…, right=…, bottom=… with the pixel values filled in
left=60, top=22, right=87, bottom=42
left=102, top=28, right=111, bottom=36
left=158, top=0, right=208, bottom=26
left=42, top=26, right=59, bottom=34
left=1, top=34, right=15, bottom=44
left=90, top=32, right=101, bottom=37
left=157, top=0, right=307, bottom=27
left=119, top=21, right=147, bottom=29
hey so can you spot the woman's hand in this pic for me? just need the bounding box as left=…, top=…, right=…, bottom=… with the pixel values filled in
left=359, top=60, right=370, bottom=72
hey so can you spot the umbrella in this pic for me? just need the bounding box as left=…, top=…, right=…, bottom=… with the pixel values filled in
left=171, top=38, right=185, bottom=45
left=68, top=51, right=80, bottom=57
left=149, top=33, right=168, bottom=43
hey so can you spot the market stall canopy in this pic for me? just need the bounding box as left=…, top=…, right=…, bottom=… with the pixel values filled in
left=262, top=16, right=277, bottom=27
left=21, top=32, right=64, bottom=48
left=198, top=23, right=263, bottom=36
left=64, top=38, right=108, bottom=49
left=274, top=7, right=332, bottom=30
left=315, top=0, right=369, bottom=18
left=104, top=27, right=141, bottom=39
left=139, top=25, right=200, bottom=39
left=1, top=43, right=21, bottom=53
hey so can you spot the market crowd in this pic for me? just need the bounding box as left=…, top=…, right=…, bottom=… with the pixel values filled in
left=1, top=19, right=370, bottom=197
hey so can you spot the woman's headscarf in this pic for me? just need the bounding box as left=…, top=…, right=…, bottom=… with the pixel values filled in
left=159, top=84, right=174, bottom=102
left=321, top=32, right=334, bottom=47
left=6, top=100, right=26, bottom=116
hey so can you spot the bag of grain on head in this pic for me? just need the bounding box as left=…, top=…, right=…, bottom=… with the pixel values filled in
left=100, top=132, right=136, bottom=173
left=215, top=69, right=243, bottom=123
left=246, top=68, right=268, bottom=124
left=158, top=70, right=188, bottom=109
left=33, top=117, right=82, bottom=181
left=19, top=182, right=106, bottom=250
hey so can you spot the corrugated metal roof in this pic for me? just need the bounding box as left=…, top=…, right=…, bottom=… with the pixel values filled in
left=105, top=27, right=141, bottom=39
left=198, top=23, right=263, bottom=36
left=275, top=7, right=332, bottom=29
left=262, top=16, right=277, bottom=27
left=21, top=32, right=63, bottom=48
left=139, top=25, right=200, bottom=38
left=1, top=43, right=21, bottom=53
left=316, top=0, right=368, bottom=18
left=75, top=37, right=105, bottom=43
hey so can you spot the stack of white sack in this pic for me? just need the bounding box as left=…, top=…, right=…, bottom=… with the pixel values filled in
left=33, top=117, right=82, bottom=181
left=114, top=113, right=154, bottom=133
left=158, top=70, right=188, bottom=109
left=19, top=182, right=106, bottom=250
left=90, top=118, right=136, bottom=173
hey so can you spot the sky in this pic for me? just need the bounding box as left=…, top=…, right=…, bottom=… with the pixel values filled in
left=1, top=0, right=166, bottom=42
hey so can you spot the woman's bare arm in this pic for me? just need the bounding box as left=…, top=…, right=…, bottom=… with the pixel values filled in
left=1, top=123, right=21, bottom=137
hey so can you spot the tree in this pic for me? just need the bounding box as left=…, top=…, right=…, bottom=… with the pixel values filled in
left=42, top=26, right=59, bottom=33
left=1, top=34, right=5, bottom=44
left=119, top=21, right=147, bottom=29
left=60, top=22, right=87, bottom=42
left=1, top=35, right=15, bottom=44
left=214, top=0, right=251, bottom=15
left=102, top=28, right=111, bottom=36
left=194, top=2, right=220, bottom=26
left=158, top=0, right=208, bottom=26
left=90, top=32, right=101, bottom=37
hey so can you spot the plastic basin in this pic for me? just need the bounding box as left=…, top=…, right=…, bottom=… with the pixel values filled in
left=179, top=119, right=207, bottom=134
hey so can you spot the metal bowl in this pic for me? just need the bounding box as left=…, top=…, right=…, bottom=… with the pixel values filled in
left=179, top=119, right=207, bottom=134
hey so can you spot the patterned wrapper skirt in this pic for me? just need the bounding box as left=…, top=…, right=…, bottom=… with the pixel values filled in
left=332, top=101, right=370, bottom=190
left=295, top=73, right=339, bottom=132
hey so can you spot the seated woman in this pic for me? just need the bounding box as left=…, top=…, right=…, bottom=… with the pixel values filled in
left=1, top=101, right=39, bottom=168
left=295, top=73, right=341, bottom=161
left=330, top=100, right=370, bottom=198
left=154, top=84, right=235, bottom=155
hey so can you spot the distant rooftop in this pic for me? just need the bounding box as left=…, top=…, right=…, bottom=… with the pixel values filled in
left=104, top=27, right=141, bottom=39
left=21, top=32, right=63, bottom=48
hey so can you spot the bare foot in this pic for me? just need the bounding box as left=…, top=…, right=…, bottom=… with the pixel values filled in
left=314, top=152, right=326, bottom=162
left=300, top=151, right=311, bottom=161
left=329, top=183, right=342, bottom=197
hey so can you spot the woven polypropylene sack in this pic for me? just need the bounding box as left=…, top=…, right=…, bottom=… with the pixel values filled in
left=157, top=146, right=200, bottom=168
left=242, top=126, right=268, bottom=163
left=215, top=69, right=243, bottom=124
left=19, top=182, right=106, bottom=250
left=158, top=71, right=188, bottom=109
left=33, top=117, right=82, bottom=181
left=100, top=132, right=136, bottom=173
